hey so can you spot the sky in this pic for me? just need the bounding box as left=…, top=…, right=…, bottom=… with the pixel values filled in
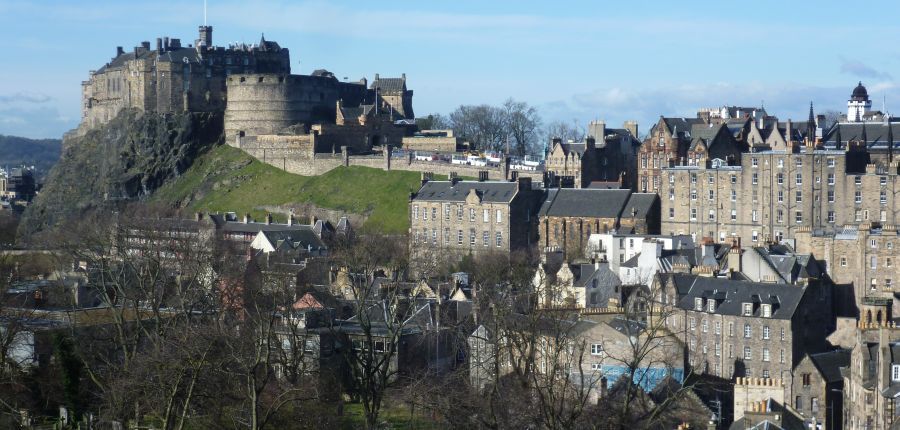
left=2, top=0, right=900, bottom=139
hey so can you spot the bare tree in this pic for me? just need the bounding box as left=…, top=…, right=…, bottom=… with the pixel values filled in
left=449, top=105, right=507, bottom=152
left=503, top=98, right=542, bottom=156
left=544, top=119, right=586, bottom=144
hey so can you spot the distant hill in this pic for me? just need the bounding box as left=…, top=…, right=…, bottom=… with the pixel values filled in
left=0, top=135, right=62, bottom=179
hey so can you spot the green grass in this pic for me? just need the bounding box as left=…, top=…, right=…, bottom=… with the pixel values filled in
left=152, top=144, right=422, bottom=233
left=341, top=402, right=440, bottom=429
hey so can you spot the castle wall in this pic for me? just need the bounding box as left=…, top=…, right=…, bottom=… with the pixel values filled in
left=224, top=74, right=368, bottom=142
left=401, top=136, right=461, bottom=152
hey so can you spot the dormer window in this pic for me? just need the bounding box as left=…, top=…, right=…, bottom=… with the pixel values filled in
left=707, top=300, right=716, bottom=313
left=893, top=365, right=900, bottom=381
left=695, top=298, right=703, bottom=311
left=743, top=303, right=753, bottom=316
left=762, top=304, right=772, bottom=318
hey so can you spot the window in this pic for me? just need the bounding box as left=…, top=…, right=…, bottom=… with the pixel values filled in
left=763, top=326, right=770, bottom=339
left=457, top=230, right=463, bottom=245
left=762, top=305, right=771, bottom=318
left=694, top=298, right=703, bottom=311
left=715, top=321, right=721, bottom=334
left=496, top=209, right=503, bottom=223
left=802, top=373, right=811, bottom=386
left=882, top=191, right=888, bottom=204
left=795, top=173, right=802, bottom=185
left=432, top=229, right=437, bottom=244
left=591, top=363, right=602, bottom=371
left=708, top=300, right=716, bottom=313
left=689, top=317, right=696, bottom=330
left=796, top=396, right=802, bottom=410
left=827, top=190, right=834, bottom=203
left=690, top=189, right=697, bottom=200
left=777, top=173, right=783, bottom=185
left=840, top=256, right=847, bottom=267
left=763, top=348, right=770, bottom=362
left=752, top=210, right=758, bottom=222
left=855, top=176, right=862, bottom=185
left=827, top=173, right=835, bottom=185
left=482, top=231, right=489, bottom=247
left=423, top=207, right=428, bottom=221
left=444, top=205, right=450, bottom=220
left=828, top=158, right=835, bottom=167
left=731, top=190, right=736, bottom=202
left=811, top=397, right=819, bottom=414
left=795, top=211, right=802, bottom=224
left=669, top=189, right=674, bottom=200
left=731, top=210, right=737, bottom=221
left=483, top=209, right=489, bottom=222
left=457, top=205, right=463, bottom=220
left=871, top=239, right=878, bottom=248
left=743, top=303, right=753, bottom=316
left=731, top=174, right=737, bottom=184
left=591, top=344, right=604, bottom=355
left=776, top=210, right=783, bottom=223
left=413, top=205, right=419, bottom=220
left=669, top=208, right=675, bottom=219
left=744, top=324, right=752, bottom=338
left=763, top=370, right=770, bottom=378
left=728, top=322, right=734, bottom=337
left=893, top=365, right=900, bottom=381
left=715, top=343, right=721, bottom=356
left=752, top=230, right=759, bottom=242
left=828, top=211, right=835, bottom=223
left=496, top=232, right=502, bottom=247
left=728, top=344, right=734, bottom=358
left=777, top=190, right=784, bottom=203
left=752, top=158, right=758, bottom=167
left=752, top=173, right=758, bottom=184
left=795, top=191, right=802, bottom=203
left=469, top=209, right=475, bottom=221
left=708, top=210, right=715, bottom=221
left=856, top=191, right=862, bottom=204
left=781, top=328, right=786, bottom=341
left=708, top=190, right=714, bottom=200
left=444, top=228, right=450, bottom=244
left=469, top=230, right=476, bottom=245
left=777, top=159, right=784, bottom=168
left=708, top=174, right=714, bottom=184
left=701, top=319, right=708, bottom=333
left=744, top=346, right=752, bottom=360
left=690, top=208, right=697, bottom=220
left=780, top=349, right=785, bottom=363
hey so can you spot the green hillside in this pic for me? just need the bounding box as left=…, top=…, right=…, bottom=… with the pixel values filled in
left=152, top=144, right=421, bottom=233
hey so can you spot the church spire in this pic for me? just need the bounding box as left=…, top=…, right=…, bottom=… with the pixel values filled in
left=807, top=101, right=815, bottom=145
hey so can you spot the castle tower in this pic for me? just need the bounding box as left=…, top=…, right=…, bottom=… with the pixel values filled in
left=198, top=26, right=212, bottom=49
left=848, top=81, right=871, bottom=122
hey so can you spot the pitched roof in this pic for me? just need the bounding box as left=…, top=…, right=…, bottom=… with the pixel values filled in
left=822, top=122, right=900, bottom=149
left=538, top=188, right=632, bottom=218
left=413, top=180, right=520, bottom=203
left=622, top=193, right=658, bottom=220
left=259, top=229, right=326, bottom=251
left=675, top=275, right=807, bottom=320
left=808, top=349, right=851, bottom=383
left=372, top=77, right=406, bottom=93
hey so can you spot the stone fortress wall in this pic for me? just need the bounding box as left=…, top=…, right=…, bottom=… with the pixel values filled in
left=234, top=135, right=542, bottom=181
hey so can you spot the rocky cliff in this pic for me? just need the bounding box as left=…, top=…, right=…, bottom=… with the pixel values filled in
left=18, top=109, right=223, bottom=240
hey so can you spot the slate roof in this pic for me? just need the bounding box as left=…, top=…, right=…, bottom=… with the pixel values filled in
left=674, top=275, right=807, bottom=320
left=808, top=349, right=851, bottom=384
left=750, top=246, right=820, bottom=283
left=661, top=117, right=705, bottom=139
left=622, top=193, right=658, bottom=220
left=569, top=262, right=621, bottom=290
left=258, top=229, right=326, bottom=251
left=538, top=188, right=632, bottom=218
left=372, top=77, right=406, bottom=93
left=413, top=181, right=520, bottom=203
left=822, top=122, right=900, bottom=149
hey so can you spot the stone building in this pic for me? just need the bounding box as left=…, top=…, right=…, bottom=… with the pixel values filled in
left=669, top=275, right=832, bottom=383
left=76, top=26, right=290, bottom=136
left=637, top=116, right=705, bottom=193
left=796, top=224, right=900, bottom=322
left=401, top=130, right=463, bottom=153
left=842, top=327, right=900, bottom=430
left=544, top=121, right=640, bottom=189
left=537, top=188, right=659, bottom=260
left=533, top=259, right=621, bottom=308
left=408, top=177, right=541, bottom=271
left=789, top=349, right=850, bottom=429
left=660, top=84, right=900, bottom=245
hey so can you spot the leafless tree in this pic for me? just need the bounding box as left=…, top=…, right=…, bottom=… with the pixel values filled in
left=503, top=98, right=542, bottom=156
left=544, top=119, right=586, bottom=145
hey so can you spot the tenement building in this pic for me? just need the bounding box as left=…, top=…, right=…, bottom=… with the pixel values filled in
left=545, top=120, right=640, bottom=189
left=408, top=177, right=541, bottom=272
left=668, top=275, right=832, bottom=384
left=538, top=188, right=659, bottom=260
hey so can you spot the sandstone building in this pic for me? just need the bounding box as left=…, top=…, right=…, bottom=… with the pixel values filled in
left=76, top=26, right=290, bottom=136
left=545, top=121, right=640, bottom=189
left=408, top=177, right=541, bottom=272
left=537, top=188, right=659, bottom=260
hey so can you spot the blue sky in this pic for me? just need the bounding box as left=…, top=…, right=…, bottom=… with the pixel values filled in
left=2, top=0, right=900, bottom=139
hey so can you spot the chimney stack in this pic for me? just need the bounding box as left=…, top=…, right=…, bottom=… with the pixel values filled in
left=156, top=38, right=163, bottom=53
left=116, top=46, right=124, bottom=57
left=163, top=37, right=170, bottom=51
left=244, top=213, right=251, bottom=224
left=266, top=213, right=273, bottom=225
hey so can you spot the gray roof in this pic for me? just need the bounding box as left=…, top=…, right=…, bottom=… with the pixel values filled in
left=260, top=229, right=326, bottom=251
left=414, top=180, right=519, bottom=203
left=808, top=349, right=851, bottom=384
left=538, top=188, right=632, bottom=218
left=622, top=193, right=658, bottom=220
left=372, top=77, right=406, bottom=93
left=822, top=122, right=900, bottom=148
left=661, top=117, right=705, bottom=139
left=675, top=275, right=807, bottom=320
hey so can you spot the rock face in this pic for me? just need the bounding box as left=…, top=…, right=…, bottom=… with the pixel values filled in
left=18, top=109, right=223, bottom=240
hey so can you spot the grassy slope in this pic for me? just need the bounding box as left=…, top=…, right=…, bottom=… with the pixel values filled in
left=152, top=144, right=421, bottom=233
